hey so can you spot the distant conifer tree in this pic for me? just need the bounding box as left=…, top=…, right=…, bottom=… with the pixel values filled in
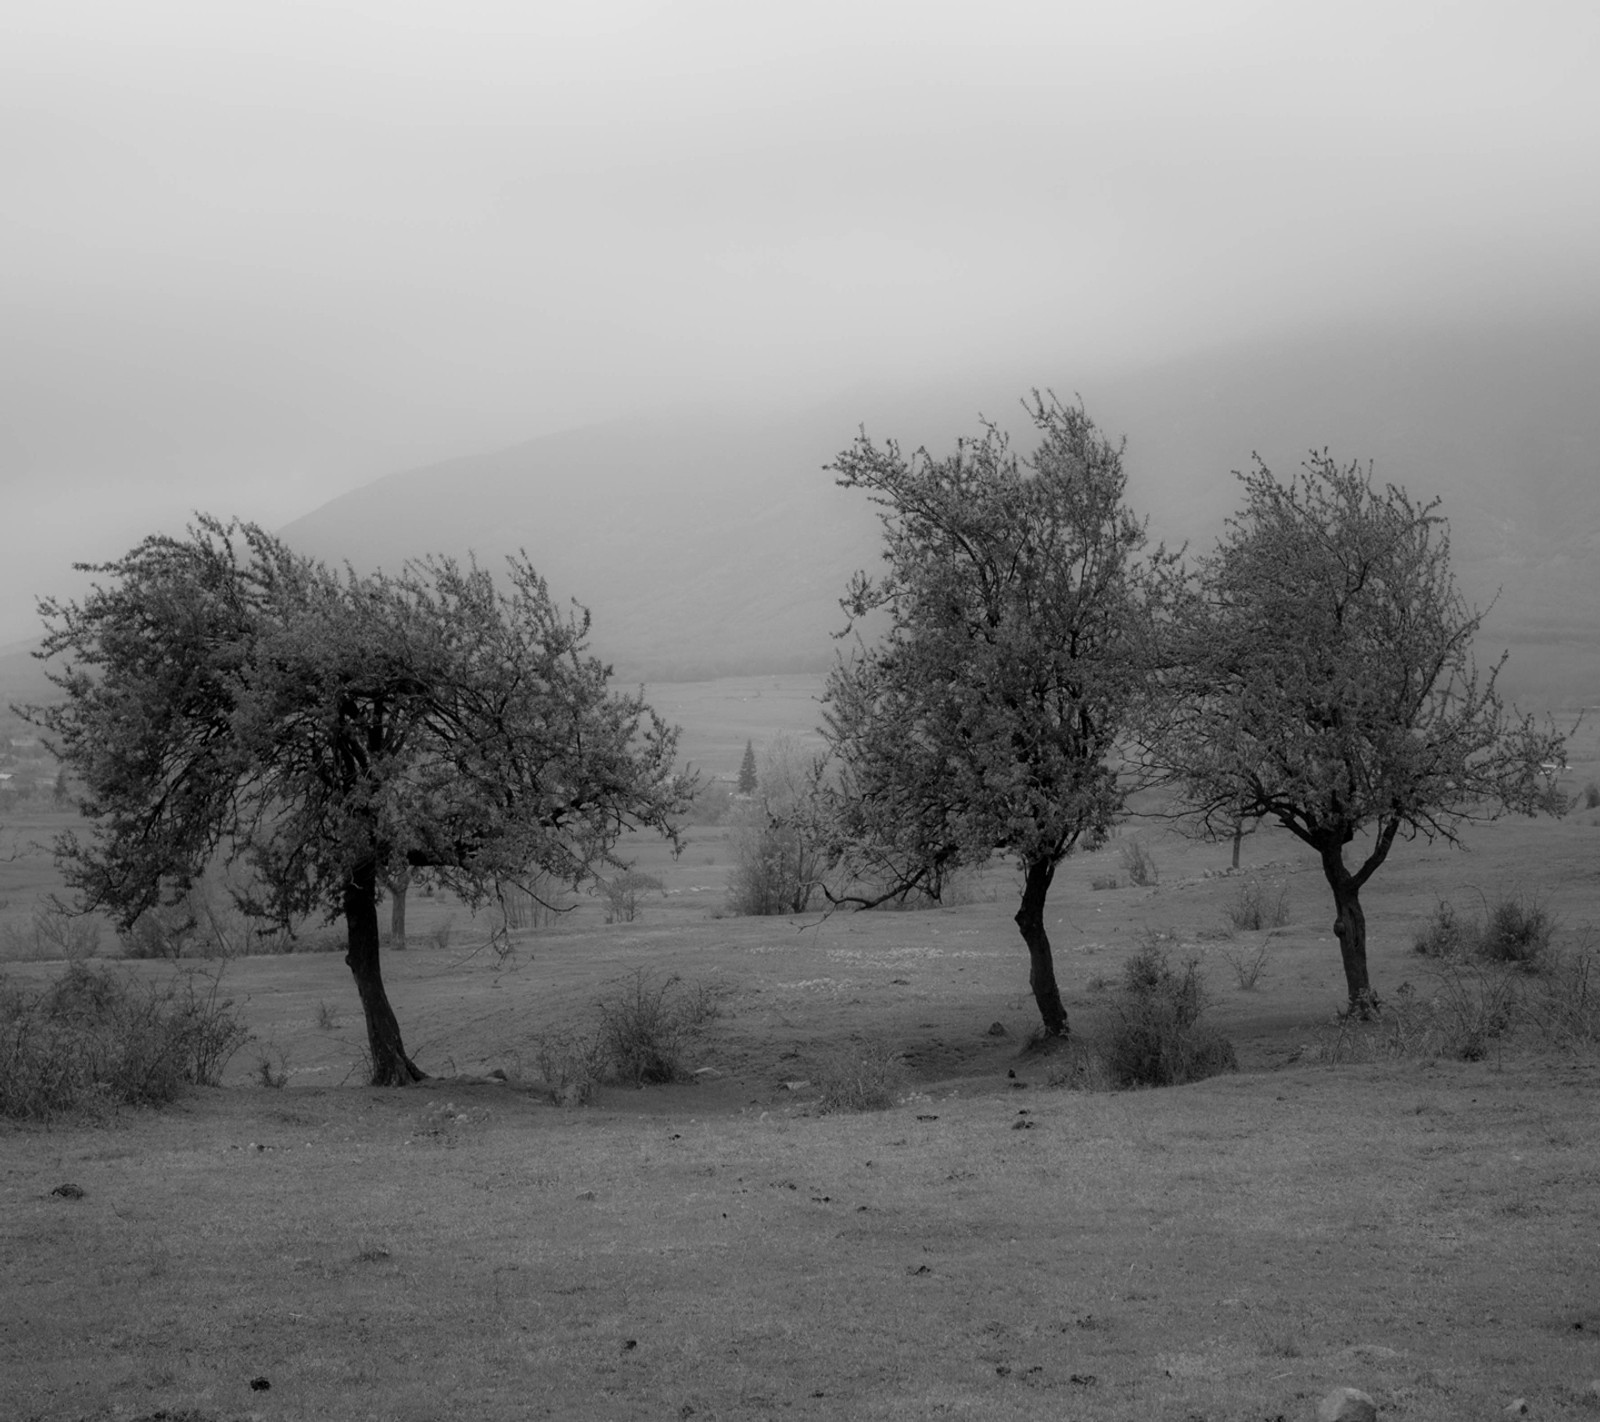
left=737, top=740, right=758, bottom=795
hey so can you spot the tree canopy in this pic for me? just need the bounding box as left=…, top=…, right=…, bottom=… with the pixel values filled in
left=1148, top=454, right=1562, bottom=1012
left=817, top=394, right=1163, bottom=1035
left=29, top=517, right=691, bottom=1082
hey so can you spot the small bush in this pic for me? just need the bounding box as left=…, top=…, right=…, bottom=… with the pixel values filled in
left=594, top=971, right=721, bottom=1086
left=1478, top=890, right=1554, bottom=970
left=532, top=1031, right=609, bottom=1106
left=725, top=737, right=826, bottom=916
left=497, top=873, right=571, bottom=932
left=1221, top=941, right=1270, bottom=990
left=1318, top=969, right=1520, bottom=1064
left=1413, top=899, right=1470, bottom=959
left=2, top=902, right=102, bottom=961
left=256, top=1047, right=290, bottom=1089
left=1044, top=1041, right=1115, bottom=1091
left=683, top=780, right=734, bottom=826
left=1524, top=941, right=1600, bottom=1047
left=1416, top=891, right=1556, bottom=972
left=0, top=963, right=251, bottom=1120
left=120, top=880, right=294, bottom=959
left=814, top=1041, right=905, bottom=1113
left=726, top=815, right=822, bottom=916
left=1118, top=838, right=1158, bottom=888
left=1586, top=781, right=1600, bottom=811
left=1090, top=875, right=1118, bottom=891
left=599, top=869, right=664, bottom=925
left=1225, top=877, right=1290, bottom=932
left=1096, top=942, right=1237, bottom=1088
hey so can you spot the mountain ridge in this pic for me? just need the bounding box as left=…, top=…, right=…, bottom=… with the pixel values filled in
left=278, top=312, right=1599, bottom=705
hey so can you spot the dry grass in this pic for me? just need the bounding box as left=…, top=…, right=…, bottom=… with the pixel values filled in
left=4, top=1059, right=1598, bottom=1422
left=1, top=683, right=1597, bottom=1418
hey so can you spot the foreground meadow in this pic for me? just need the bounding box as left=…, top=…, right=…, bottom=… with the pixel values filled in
left=5, top=796, right=1600, bottom=1422
left=4, top=680, right=1599, bottom=1421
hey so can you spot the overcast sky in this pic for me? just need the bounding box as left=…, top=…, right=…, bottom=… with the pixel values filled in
left=4, top=0, right=1598, bottom=644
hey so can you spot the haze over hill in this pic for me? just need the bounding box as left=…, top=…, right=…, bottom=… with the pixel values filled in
left=281, top=313, right=1600, bottom=706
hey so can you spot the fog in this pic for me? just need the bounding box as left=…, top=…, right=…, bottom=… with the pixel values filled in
left=4, top=0, right=1598, bottom=644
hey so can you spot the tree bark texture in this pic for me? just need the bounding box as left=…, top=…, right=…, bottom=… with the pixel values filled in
left=345, top=861, right=425, bottom=1084
left=1319, top=843, right=1378, bottom=1016
left=1014, top=857, right=1069, bottom=1036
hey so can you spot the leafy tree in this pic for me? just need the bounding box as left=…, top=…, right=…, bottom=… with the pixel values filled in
left=1149, top=454, right=1562, bottom=1014
left=737, top=739, right=758, bottom=795
left=816, top=395, right=1164, bottom=1035
left=27, top=517, right=691, bottom=1083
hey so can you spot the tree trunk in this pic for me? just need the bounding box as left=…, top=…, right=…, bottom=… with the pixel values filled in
left=1231, top=820, right=1243, bottom=870
left=387, top=869, right=409, bottom=947
left=1318, top=842, right=1379, bottom=1017
left=344, top=860, right=425, bottom=1085
left=1014, top=857, right=1069, bottom=1036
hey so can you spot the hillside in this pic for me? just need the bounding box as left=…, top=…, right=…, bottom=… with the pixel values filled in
left=278, top=312, right=1600, bottom=705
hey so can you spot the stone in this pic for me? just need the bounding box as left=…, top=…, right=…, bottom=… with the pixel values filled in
left=986, top=1021, right=1008, bottom=1037
left=1316, top=1387, right=1377, bottom=1422
left=1504, top=1401, right=1529, bottom=1416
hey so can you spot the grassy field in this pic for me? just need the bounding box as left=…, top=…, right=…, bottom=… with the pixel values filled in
left=3, top=679, right=1599, bottom=1421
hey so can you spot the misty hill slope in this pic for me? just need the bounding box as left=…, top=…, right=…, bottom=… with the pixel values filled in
left=281, top=314, right=1599, bottom=703
left=280, top=407, right=885, bottom=681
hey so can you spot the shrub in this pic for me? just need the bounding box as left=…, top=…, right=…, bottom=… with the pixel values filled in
left=1413, top=899, right=1470, bottom=959
left=726, top=814, right=822, bottom=915
left=1118, top=838, right=1158, bottom=887
left=1586, top=781, right=1600, bottom=811
left=684, top=780, right=734, bottom=826
left=1225, top=877, right=1290, bottom=932
left=0, top=963, right=250, bottom=1121
left=1524, top=940, right=1600, bottom=1048
left=256, top=1047, right=290, bottom=1089
left=599, top=869, right=664, bottom=925
left=1221, top=941, right=1270, bottom=990
left=1318, top=969, right=1519, bottom=1064
left=725, top=735, right=826, bottom=916
left=1097, top=942, right=1237, bottom=1088
left=1090, top=875, right=1118, bottom=891
left=1, top=902, right=102, bottom=962
left=593, top=971, right=721, bottom=1086
left=1415, top=891, right=1556, bottom=972
left=814, top=1041, right=904, bottom=1113
left=1478, top=890, right=1554, bottom=970
left=532, top=1031, right=609, bottom=1107
left=120, top=878, right=295, bottom=959
left=496, top=872, right=571, bottom=932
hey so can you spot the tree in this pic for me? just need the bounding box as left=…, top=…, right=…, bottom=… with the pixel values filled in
left=816, top=395, right=1163, bottom=1036
left=736, top=739, right=758, bottom=795
left=1148, top=454, right=1562, bottom=1014
left=27, top=517, right=692, bottom=1083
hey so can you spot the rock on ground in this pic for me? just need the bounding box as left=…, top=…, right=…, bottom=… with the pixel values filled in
left=1316, top=1387, right=1377, bottom=1422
